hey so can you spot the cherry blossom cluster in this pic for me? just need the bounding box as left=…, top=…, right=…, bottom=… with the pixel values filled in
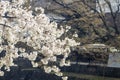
left=0, top=0, right=79, bottom=79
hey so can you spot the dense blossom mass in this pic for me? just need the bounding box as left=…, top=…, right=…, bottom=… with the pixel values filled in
left=0, top=0, right=79, bottom=79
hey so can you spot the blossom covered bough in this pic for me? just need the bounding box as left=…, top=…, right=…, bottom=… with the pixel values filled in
left=0, top=0, right=79, bottom=80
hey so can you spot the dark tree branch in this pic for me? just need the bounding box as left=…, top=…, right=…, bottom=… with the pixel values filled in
left=52, top=0, right=81, bottom=16
left=105, top=0, right=120, bottom=35
left=0, top=23, right=11, bottom=28
left=1, top=12, right=16, bottom=19
left=82, top=0, right=110, bottom=34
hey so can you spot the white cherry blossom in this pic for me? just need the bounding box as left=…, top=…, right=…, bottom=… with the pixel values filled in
left=0, top=0, right=80, bottom=80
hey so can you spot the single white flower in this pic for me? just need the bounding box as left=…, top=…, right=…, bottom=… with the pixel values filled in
left=44, top=66, right=52, bottom=73
left=62, top=76, right=68, bottom=80
left=31, top=61, right=38, bottom=67
left=0, top=71, right=4, bottom=76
